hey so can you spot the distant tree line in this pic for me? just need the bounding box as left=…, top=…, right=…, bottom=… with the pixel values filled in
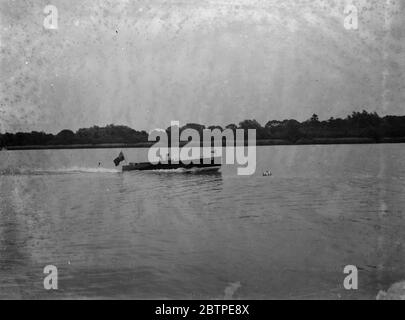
left=0, top=125, right=148, bottom=147
left=1, top=111, right=405, bottom=147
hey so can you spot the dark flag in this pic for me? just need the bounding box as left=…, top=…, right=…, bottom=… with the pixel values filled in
left=113, top=151, right=125, bottom=166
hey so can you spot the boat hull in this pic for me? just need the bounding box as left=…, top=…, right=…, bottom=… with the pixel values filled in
left=122, top=157, right=221, bottom=172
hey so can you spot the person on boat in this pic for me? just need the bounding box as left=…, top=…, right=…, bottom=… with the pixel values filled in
left=263, top=170, right=272, bottom=177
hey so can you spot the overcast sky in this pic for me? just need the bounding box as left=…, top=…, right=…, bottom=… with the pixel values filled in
left=0, top=0, right=404, bottom=133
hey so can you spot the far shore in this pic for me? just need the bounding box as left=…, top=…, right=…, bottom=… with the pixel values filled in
left=3, top=137, right=405, bottom=150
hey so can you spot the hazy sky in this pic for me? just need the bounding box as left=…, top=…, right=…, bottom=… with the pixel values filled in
left=0, top=0, right=404, bottom=133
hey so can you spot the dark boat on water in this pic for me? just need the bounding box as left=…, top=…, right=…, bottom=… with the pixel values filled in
left=114, top=151, right=221, bottom=172
left=122, top=157, right=221, bottom=172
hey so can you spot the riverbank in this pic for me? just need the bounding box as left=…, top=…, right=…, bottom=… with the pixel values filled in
left=2, top=137, right=405, bottom=150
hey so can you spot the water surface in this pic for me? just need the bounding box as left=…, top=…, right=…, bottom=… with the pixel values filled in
left=0, top=144, right=404, bottom=299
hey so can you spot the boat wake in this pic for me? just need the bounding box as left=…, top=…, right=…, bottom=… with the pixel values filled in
left=0, top=167, right=121, bottom=175
left=45, top=167, right=121, bottom=174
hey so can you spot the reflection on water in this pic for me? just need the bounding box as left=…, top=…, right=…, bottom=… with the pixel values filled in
left=0, top=144, right=404, bottom=299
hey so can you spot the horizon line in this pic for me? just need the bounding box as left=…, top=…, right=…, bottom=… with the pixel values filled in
left=1, top=110, right=404, bottom=135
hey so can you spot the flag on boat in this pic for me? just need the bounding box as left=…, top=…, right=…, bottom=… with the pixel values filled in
left=113, top=151, right=125, bottom=166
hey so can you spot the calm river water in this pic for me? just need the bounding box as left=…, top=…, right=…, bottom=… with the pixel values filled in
left=0, top=144, right=404, bottom=299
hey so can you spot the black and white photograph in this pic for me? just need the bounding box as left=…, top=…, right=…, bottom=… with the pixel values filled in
left=0, top=0, right=405, bottom=303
